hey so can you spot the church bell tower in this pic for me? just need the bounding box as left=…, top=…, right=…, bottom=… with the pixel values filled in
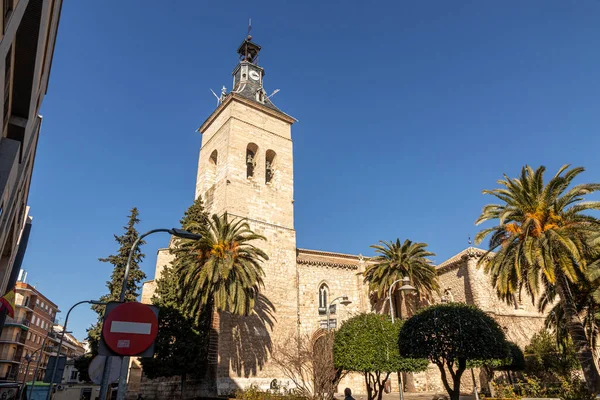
left=196, top=34, right=299, bottom=392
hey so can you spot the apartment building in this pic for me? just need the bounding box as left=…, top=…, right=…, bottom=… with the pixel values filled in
left=0, top=277, right=84, bottom=382
left=0, top=0, right=64, bottom=330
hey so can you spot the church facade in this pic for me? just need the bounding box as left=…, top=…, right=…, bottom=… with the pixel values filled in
left=138, top=37, right=546, bottom=397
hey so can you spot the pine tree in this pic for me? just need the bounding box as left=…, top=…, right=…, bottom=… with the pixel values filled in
left=139, top=265, right=210, bottom=393
left=140, top=197, right=211, bottom=395
left=86, top=207, right=146, bottom=352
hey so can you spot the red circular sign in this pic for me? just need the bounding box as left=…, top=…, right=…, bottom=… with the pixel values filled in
left=102, top=302, right=158, bottom=356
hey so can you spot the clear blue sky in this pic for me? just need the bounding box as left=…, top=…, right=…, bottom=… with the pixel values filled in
left=22, top=1, right=600, bottom=340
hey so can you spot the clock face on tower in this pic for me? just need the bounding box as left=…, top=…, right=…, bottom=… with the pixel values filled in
left=249, top=70, right=260, bottom=81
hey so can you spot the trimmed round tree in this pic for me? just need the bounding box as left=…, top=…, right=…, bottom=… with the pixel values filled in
left=334, top=313, right=428, bottom=400
left=398, top=303, right=507, bottom=400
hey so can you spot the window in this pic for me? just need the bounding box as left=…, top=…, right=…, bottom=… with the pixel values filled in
left=265, top=150, right=276, bottom=184
left=31, top=316, right=36, bottom=325
left=70, top=370, right=78, bottom=381
left=207, top=150, right=218, bottom=185
left=36, top=299, right=39, bottom=305
left=3, top=45, right=9, bottom=129
left=40, top=301, right=44, bottom=309
left=246, top=143, right=258, bottom=179
left=318, top=284, right=329, bottom=315
left=26, top=332, right=30, bottom=340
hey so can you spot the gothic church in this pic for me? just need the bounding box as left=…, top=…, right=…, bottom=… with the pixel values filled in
left=137, top=36, right=546, bottom=397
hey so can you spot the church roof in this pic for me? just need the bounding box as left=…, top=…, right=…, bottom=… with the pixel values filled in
left=232, top=81, right=285, bottom=114
left=435, top=247, right=491, bottom=273
left=296, top=248, right=366, bottom=270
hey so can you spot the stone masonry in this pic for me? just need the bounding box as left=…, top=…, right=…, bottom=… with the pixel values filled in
left=136, top=39, right=548, bottom=398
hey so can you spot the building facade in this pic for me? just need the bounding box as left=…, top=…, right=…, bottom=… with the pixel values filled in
left=138, top=37, right=546, bottom=397
left=0, top=0, right=64, bottom=329
left=0, top=275, right=84, bottom=382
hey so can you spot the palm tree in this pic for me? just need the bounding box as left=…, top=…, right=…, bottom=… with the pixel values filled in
left=475, top=165, right=600, bottom=392
left=364, top=239, right=439, bottom=309
left=541, top=260, right=600, bottom=368
left=176, top=212, right=269, bottom=318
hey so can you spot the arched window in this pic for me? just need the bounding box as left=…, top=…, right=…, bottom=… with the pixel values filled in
left=265, top=150, right=276, bottom=184
left=246, top=143, right=258, bottom=179
left=318, top=284, right=329, bottom=315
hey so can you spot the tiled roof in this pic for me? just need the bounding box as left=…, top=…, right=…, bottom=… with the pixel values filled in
left=296, top=248, right=367, bottom=270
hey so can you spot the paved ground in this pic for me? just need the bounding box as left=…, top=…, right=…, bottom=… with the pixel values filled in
left=335, top=393, right=476, bottom=400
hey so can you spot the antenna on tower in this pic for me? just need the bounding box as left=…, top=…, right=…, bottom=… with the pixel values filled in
left=267, top=89, right=280, bottom=99
left=210, top=89, right=220, bottom=106
left=247, top=18, right=252, bottom=40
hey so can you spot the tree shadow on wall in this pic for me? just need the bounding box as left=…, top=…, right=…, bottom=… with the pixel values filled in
left=221, top=295, right=276, bottom=379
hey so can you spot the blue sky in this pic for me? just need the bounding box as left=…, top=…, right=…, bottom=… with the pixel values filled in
left=22, top=1, right=600, bottom=340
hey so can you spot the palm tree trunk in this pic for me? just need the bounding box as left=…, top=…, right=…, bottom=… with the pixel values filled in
left=556, top=271, right=600, bottom=393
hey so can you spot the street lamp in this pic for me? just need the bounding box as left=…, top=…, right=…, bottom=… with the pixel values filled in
left=326, top=295, right=352, bottom=332
left=387, top=277, right=416, bottom=400
left=45, top=300, right=106, bottom=400
left=388, top=276, right=416, bottom=324
left=101, top=228, right=202, bottom=400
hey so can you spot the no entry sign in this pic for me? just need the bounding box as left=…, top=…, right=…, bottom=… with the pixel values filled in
left=100, top=302, right=159, bottom=357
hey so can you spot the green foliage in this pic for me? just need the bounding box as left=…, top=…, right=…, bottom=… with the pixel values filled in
left=334, top=313, right=427, bottom=400
left=139, top=266, right=211, bottom=380
left=177, top=212, right=268, bottom=319
left=399, top=303, right=506, bottom=363
left=467, top=341, right=524, bottom=371
left=399, top=303, right=506, bottom=400
left=474, top=164, right=600, bottom=392
left=491, top=374, right=594, bottom=400
left=363, top=239, right=439, bottom=301
left=334, top=313, right=427, bottom=373
left=234, top=384, right=306, bottom=400
left=140, top=197, right=211, bottom=382
left=524, top=329, right=579, bottom=378
left=86, top=208, right=146, bottom=352
left=73, top=354, right=93, bottom=383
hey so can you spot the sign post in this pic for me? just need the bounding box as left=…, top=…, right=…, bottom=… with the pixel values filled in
left=98, top=302, right=159, bottom=400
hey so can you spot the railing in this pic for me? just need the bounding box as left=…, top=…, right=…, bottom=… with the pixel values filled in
left=4, top=317, right=30, bottom=327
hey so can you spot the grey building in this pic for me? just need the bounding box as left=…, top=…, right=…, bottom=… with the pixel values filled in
left=0, top=0, right=63, bottom=315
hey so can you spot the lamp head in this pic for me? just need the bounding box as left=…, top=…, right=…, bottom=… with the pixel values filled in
left=339, top=296, right=352, bottom=306
left=169, top=228, right=203, bottom=241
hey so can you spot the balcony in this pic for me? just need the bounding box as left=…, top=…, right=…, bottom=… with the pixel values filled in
left=3, top=317, right=29, bottom=330
left=0, top=333, right=26, bottom=346
left=15, top=302, right=34, bottom=312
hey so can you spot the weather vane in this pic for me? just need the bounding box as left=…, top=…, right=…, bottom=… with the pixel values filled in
left=247, top=18, right=252, bottom=40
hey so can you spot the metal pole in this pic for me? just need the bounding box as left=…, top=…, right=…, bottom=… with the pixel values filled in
left=45, top=300, right=101, bottom=400
left=98, top=357, right=113, bottom=400
left=326, top=300, right=331, bottom=332
left=114, top=229, right=169, bottom=400
left=388, top=279, right=402, bottom=324
left=22, top=347, right=42, bottom=386
left=30, top=334, right=50, bottom=400
left=325, top=296, right=348, bottom=332
left=471, top=368, right=480, bottom=400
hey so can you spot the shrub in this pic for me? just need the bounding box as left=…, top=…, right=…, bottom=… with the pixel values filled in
left=334, top=313, right=428, bottom=400
left=399, top=303, right=507, bottom=400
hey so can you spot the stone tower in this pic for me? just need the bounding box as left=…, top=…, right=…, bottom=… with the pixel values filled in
left=196, top=35, right=298, bottom=393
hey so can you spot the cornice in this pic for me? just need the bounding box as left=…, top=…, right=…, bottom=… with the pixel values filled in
left=198, top=93, right=295, bottom=133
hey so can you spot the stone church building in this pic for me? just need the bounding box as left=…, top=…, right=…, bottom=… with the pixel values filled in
left=135, top=36, right=546, bottom=397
